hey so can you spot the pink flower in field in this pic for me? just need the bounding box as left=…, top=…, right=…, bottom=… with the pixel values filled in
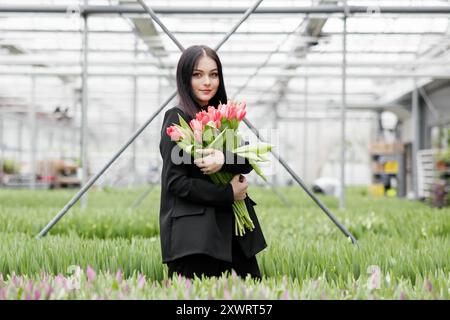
left=281, top=290, right=289, bottom=300
left=399, top=291, right=407, bottom=300
left=11, top=274, right=19, bottom=286
left=223, top=288, right=231, bottom=300
left=86, top=266, right=96, bottom=282
left=367, top=266, right=381, bottom=290
left=0, top=289, right=6, bottom=300
left=45, top=284, right=53, bottom=299
left=116, top=269, right=123, bottom=283
left=25, top=280, right=33, bottom=292
left=137, top=274, right=146, bottom=289
left=426, top=280, right=433, bottom=292
left=34, top=289, right=41, bottom=300
left=185, top=278, right=191, bottom=290
left=54, top=274, right=64, bottom=286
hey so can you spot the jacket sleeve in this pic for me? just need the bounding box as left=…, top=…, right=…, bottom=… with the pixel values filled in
left=160, top=108, right=235, bottom=206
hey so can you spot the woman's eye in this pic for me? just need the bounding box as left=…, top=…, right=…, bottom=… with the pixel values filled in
left=211, top=73, right=218, bottom=77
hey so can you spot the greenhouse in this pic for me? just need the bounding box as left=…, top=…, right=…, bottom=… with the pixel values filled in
left=0, top=0, right=449, bottom=302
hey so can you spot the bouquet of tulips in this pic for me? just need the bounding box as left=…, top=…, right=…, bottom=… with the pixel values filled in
left=166, top=100, right=273, bottom=236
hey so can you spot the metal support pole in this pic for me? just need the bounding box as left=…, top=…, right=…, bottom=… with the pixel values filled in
left=303, top=76, right=308, bottom=181
left=130, top=184, right=154, bottom=209
left=80, top=10, right=89, bottom=209
left=412, top=79, right=419, bottom=200
left=131, top=38, right=138, bottom=187
left=37, top=0, right=264, bottom=238
left=17, top=118, right=23, bottom=165
left=339, top=10, right=348, bottom=210
left=273, top=107, right=279, bottom=186
left=29, top=75, right=37, bottom=190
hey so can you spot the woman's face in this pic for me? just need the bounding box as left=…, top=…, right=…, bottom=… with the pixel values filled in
left=191, top=55, right=219, bottom=107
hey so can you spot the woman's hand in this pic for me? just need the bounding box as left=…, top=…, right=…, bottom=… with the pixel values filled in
left=230, top=174, right=248, bottom=200
left=194, top=148, right=225, bottom=175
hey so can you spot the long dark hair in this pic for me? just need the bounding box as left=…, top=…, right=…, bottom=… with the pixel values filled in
left=176, top=45, right=227, bottom=119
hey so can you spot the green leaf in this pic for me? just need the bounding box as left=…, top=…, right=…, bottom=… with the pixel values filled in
left=177, top=114, right=191, bottom=131
left=250, top=161, right=267, bottom=182
left=207, top=128, right=227, bottom=150
left=235, top=151, right=262, bottom=162
left=233, top=142, right=274, bottom=155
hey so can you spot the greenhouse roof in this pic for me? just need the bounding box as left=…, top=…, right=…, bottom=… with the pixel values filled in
left=1, top=0, right=450, bottom=126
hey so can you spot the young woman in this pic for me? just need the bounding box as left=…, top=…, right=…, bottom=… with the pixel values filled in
left=159, top=45, right=267, bottom=280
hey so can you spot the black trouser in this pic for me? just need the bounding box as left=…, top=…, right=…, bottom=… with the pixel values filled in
left=167, top=236, right=262, bottom=280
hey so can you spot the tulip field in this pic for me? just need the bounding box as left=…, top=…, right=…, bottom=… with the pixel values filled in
left=0, top=186, right=449, bottom=300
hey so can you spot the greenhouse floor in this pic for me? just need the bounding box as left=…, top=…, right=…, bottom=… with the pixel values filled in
left=0, top=186, right=449, bottom=300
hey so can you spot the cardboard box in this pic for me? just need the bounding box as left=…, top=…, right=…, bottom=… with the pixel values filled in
left=370, top=142, right=404, bottom=154
left=369, top=184, right=385, bottom=197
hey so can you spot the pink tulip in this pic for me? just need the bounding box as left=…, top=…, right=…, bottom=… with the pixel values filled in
left=86, top=266, right=96, bottom=282
left=237, top=101, right=246, bottom=111
left=166, top=126, right=183, bottom=142
left=34, top=289, right=41, bottom=300
left=189, top=119, right=203, bottom=132
left=226, top=104, right=237, bottom=120
left=196, top=111, right=210, bottom=126
left=218, top=104, right=228, bottom=118
left=236, top=109, right=246, bottom=121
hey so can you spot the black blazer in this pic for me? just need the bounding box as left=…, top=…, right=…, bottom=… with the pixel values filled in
left=159, top=106, right=267, bottom=263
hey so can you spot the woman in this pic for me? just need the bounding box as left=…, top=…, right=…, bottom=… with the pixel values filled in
left=159, top=45, right=267, bottom=280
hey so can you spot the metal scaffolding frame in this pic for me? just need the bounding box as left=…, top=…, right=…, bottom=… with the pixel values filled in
left=34, top=0, right=359, bottom=246
left=0, top=2, right=447, bottom=242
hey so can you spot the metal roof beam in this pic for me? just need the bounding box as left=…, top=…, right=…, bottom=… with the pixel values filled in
left=1, top=5, right=450, bottom=14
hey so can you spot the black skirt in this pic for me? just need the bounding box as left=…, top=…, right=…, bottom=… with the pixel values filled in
left=167, top=235, right=262, bottom=280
